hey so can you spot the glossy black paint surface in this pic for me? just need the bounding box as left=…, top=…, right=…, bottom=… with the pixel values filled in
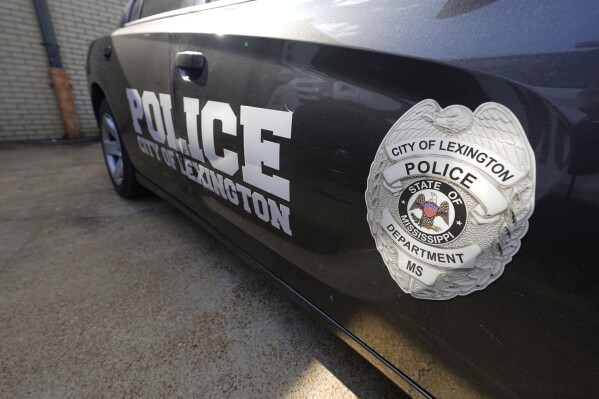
left=88, top=1, right=599, bottom=397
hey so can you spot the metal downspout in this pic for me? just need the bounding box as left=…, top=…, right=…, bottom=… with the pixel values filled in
left=32, top=0, right=81, bottom=139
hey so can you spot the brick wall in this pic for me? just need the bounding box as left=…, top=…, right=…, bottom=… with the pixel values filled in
left=0, top=0, right=128, bottom=142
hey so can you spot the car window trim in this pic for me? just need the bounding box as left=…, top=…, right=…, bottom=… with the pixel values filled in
left=132, top=0, right=144, bottom=21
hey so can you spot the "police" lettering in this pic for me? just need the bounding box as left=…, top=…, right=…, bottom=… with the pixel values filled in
left=125, top=88, right=293, bottom=236
left=125, top=88, right=292, bottom=202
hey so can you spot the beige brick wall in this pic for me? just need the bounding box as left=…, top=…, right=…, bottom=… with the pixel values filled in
left=0, top=0, right=128, bottom=142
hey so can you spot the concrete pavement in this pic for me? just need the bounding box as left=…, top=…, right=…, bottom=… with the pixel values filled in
left=0, top=141, right=401, bottom=398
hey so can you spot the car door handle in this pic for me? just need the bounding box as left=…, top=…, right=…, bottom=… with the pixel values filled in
left=103, top=45, right=112, bottom=60
left=175, top=51, right=206, bottom=81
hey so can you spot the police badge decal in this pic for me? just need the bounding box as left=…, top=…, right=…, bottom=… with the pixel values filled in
left=365, top=100, right=536, bottom=300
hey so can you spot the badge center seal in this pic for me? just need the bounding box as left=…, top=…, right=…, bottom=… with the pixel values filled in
left=398, top=179, right=467, bottom=245
left=365, top=100, right=536, bottom=300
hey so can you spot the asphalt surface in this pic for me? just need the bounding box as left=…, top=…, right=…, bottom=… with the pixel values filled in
left=0, top=141, right=402, bottom=398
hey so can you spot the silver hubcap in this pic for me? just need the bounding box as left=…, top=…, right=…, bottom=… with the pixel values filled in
left=101, top=113, right=124, bottom=186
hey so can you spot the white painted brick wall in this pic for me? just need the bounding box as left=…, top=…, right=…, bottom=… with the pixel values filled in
left=0, top=0, right=128, bottom=141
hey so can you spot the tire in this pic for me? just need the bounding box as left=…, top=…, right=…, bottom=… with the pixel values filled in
left=98, top=99, right=145, bottom=199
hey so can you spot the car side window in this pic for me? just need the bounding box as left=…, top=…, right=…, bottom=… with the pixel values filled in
left=193, top=0, right=222, bottom=5
left=139, top=0, right=201, bottom=19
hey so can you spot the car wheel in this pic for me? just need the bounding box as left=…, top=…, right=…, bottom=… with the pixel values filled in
left=99, top=99, right=145, bottom=199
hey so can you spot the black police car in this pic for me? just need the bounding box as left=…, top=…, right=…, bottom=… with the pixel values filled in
left=87, top=1, right=599, bottom=397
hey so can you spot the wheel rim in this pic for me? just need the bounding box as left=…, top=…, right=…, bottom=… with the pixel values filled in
left=101, top=113, right=124, bottom=186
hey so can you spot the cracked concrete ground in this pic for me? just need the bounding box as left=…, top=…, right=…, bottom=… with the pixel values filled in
left=0, top=141, right=402, bottom=398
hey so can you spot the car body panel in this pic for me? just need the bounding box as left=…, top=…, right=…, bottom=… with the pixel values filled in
left=88, top=1, right=599, bottom=397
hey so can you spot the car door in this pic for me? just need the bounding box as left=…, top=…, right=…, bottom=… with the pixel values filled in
left=168, top=1, right=295, bottom=230
left=166, top=0, right=399, bottom=295
left=106, top=0, right=191, bottom=205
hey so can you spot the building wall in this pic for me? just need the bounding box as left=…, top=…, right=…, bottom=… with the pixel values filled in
left=0, top=0, right=128, bottom=142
